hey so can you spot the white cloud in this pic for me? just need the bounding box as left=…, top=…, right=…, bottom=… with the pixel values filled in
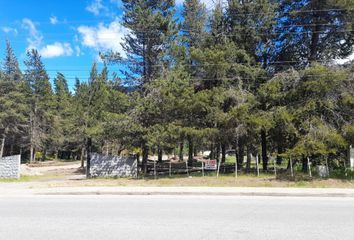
left=75, top=45, right=81, bottom=56
left=50, top=16, right=58, bottom=25
left=86, top=0, right=107, bottom=16
left=39, top=42, right=73, bottom=58
left=22, top=18, right=43, bottom=50
left=2, top=27, right=18, bottom=35
left=22, top=18, right=74, bottom=58
left=77, top=19, right=127, bottom=57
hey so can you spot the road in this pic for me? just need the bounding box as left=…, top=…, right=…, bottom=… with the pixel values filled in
left=0, top=195, right=353, bottom=240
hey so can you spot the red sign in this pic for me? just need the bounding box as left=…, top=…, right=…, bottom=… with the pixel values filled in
left=204, top=160, right=217, bottom=170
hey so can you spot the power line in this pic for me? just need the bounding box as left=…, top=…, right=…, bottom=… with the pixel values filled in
left=5, top=28, right=353, bottom=44
left=1, top=7, right=353, bottom=26
left=45, top=72, right=352, bottom=86
left=2, top=21, right=354, bottom=39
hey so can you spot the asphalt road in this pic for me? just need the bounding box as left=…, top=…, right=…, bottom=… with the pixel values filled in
left=0, top=195, right=353, bottom=240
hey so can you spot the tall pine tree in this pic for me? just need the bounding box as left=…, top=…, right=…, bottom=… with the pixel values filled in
left=24, top=49, right=53, bottom=162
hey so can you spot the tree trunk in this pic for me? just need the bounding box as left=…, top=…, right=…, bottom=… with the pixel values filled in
left=276, top=144, right=283, bottom=165
left=86, top=137, right=92, bottom=178
left=33, top=148, right=36, bottom=162
left=193, top=145, right=198, bottom=157
left=136, top=152, right=140, bottom=164
left=0, top=135, right=5, bottom=159
left=80, top=148, right=85, bottom=168
left=179, top=139, right=184, bottom=161
left=55, top=149, right=59, bottom=160
left=210, top=143, right=214, bottom=159
left=216, top=143, right=220, bottom=163
left=30, top=145, right=34, bottom=163
left=42, top=148, right=47, bottom=161
left=237, top=144, right=244, bottom=170
left=142, top=144, right=149, bottom=175
left=157, top=147, right=163, bottom=163
left=261, top=130, right=268, bottom=171
left=221, top=144, right=226, bottom=163
left=302, top=156, right=308, bottom=173
left=187, top=136, right=193, bottom=166
left=9, top=136, right=14, bottom=156
left=246, top=147, right=251, bottom=173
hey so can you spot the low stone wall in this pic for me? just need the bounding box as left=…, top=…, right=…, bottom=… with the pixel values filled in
left=0, top=155, right=21, bottom=179
left=90, top=153, right=137, bottom=178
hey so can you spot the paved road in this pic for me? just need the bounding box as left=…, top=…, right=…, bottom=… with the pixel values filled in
left=0, top=195, right=353, bottom=240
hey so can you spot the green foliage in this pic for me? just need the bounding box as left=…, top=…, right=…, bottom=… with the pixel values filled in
left=0, top=1, right=353, bottom=175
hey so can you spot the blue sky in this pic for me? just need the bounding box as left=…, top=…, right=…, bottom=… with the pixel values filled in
left=0, top=0, right=215, bottom=89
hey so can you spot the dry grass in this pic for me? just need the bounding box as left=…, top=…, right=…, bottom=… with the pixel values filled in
left=12, top=161, right=354, bottom=189
left=43, top=174, right=354, bottom=189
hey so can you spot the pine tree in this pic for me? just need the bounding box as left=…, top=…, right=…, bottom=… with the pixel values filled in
left=24, top=49, right=54, bottom=162
left=227, top=0, right=278, bottom=64
left=227, top=0, right=278, bottom=170
left=52, top=72, right=72, bottom=158
left=181, top=0, right=207, bottom=52
left=0, top=41, right=27, bottom=158
left=82, top=62, right=110, bottom=176
left=2, top=40, right=22, bottom=81
left=276, top=0, right=354, bottom=66
left=121, top=0, right=178, bottom=171
left=121, top=0, right=177, bottom=87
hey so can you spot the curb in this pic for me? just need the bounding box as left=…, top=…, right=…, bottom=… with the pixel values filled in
left=38, top=191, right=354, bottom=197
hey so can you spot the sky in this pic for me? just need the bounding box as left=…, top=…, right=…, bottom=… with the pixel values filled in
left=1, top=0, right=353, bottom=89
left=0, top=0, right=215, bottom=89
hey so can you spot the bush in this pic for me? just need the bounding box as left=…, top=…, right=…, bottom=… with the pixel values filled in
left=329, top=168, right=354, bottom=180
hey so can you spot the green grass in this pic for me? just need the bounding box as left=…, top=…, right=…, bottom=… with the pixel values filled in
left=0, top=175, right=45, bottom=182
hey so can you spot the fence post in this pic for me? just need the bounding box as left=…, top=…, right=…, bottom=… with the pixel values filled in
left=154, top=160, right=157, bottom=179
left=325, top=157, right=330, bottom=177
left=217, top=159, right=221, bottom=178
left=185, top=160, right=189, bottom=177
left=202, top=161, right=205, bottom=177
left=290, top=157, right=294, bottom=177
left=256, top=154, right=260, bottom=177
left=235, top=159, right=238, bottom=179
left=307, top=157, right=312, bottom=177
left=169, top=160, right=172, bottom=177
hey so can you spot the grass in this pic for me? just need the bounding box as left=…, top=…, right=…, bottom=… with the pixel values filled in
left=0, top=175, right=46, bottom=182
left=42, top=172, right=354, bottom=189
left=3, top=159, right=353, bottom=189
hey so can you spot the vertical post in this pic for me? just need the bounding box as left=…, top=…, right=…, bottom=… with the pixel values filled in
left=273, top=156, right=277, bottom=178
left=217, top=158, right=221, bottom=178
left=350, top=145, right=354, bottom=168
left=169, top=159, right=172, bottom=177
left=235, top=157, right=238, bottom=178
left=154, top=160, right=157, bottom=179
left=185, top=160, right=189, bottom=177
left=86, top=137, right=92, bottom=178
left=202, top=161, right=205, bottom=177
left=325, top=157, right=330, bottom=178
left=290, top=157, right=294, bottom=177
left=307, top=157, right=312, bottom=178
left=256, top=155, right=260, bottom=177
left=0, top=136, right=5, bottom=159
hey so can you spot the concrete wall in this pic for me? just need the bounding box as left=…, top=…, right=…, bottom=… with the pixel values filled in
left=90, top=153, right=137, bottom=178
left=0, top=155, right=21, bottom=179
